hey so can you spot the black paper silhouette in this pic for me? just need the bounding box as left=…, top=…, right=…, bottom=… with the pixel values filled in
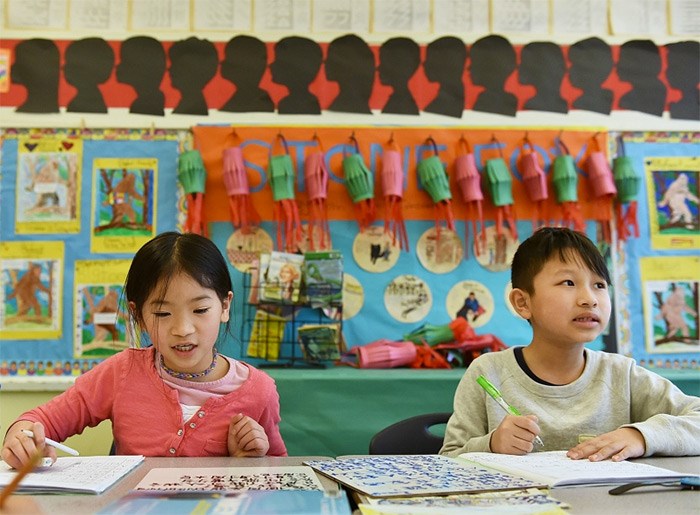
left=325, top=34, right=375, bottom=114
left=666, top=41, right=700, bottom=121
left=116, top=36, right=166, bottom=116
left=519, top=42, right=568, bottom=113
left=568, top=37, right=613, bottom=114
left=65, top=38, right=114, bottom=113
left=617, top=40, right=666, bottom=116
left=11, top=39, right=60, bottom=113
left=378, top=37, right=420, bottom=115
left=220, top=35, right=274, bottom=113
left=270, top=36, right=323, bottom=114
left=469, top=35, right=517, bottom=116
left=169, top=37, right=218, bottom=115
left=423, top=36, right=467, bottom=118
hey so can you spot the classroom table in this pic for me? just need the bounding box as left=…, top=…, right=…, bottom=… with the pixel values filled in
left=21, top=456, right=340, bottom=514
left=12, top=455, right=700, bottom=514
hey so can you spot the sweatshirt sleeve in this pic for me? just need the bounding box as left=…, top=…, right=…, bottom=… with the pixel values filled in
left=260, top=386, right=287, bottom=457
left=440, top=361, right=493, bottom=457
left=624, top=364, right=700, bottom=456
left=14, top=355, right=122, bottom=442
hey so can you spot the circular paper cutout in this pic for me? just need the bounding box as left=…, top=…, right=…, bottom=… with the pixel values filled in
left=416, top=227, right=463, bottom=274
left=384, top=274, right=432, bottom=323
left=474, top=225, right=520, bottom=272
left=446, top=280, right=494, bottom=328
left=323, top=273, right=364, bottom=321
left=226, top=227, right=274, bottom=273
left=353, top=225, right=400, bottom=273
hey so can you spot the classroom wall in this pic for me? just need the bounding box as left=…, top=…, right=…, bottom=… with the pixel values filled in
left=0, top=0, right=698, bottom=455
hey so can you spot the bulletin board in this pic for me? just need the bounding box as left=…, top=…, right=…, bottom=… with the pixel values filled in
left=0, top=128, right=182, bottom=377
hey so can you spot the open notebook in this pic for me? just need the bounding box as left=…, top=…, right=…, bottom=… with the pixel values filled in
left=458, top=451, right=693, bottom=488
left=0, top=455, right=144, bottom=494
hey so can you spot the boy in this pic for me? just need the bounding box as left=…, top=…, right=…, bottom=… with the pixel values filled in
left=440, top=227, right=700, bottom=461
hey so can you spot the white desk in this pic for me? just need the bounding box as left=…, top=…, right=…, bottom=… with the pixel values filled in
left=24, top=456, right=340, bottom=514
left=540, top=456, right=699, bottom=515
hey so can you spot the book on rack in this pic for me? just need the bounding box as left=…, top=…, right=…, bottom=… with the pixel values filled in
left=303, top=250, right=343, bottom=308
left=0, top=455, right=144, bottom=494
left=457, top=450, right=693, bottom=488
left=261, top=251, right=304, bottom=304
left=100, top=489, right=352, bottom=515
left=304, top=455, right=542, bottom=498
left=298, top=323, right=343, bottom=361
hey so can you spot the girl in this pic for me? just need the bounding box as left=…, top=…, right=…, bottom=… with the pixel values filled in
left=2, top=232, right=287, bottom=469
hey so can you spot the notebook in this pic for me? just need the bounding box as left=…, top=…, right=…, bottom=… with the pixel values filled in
left=304, top=455, right=542, bottom=498
left=0, top=455, right=144, bottom=494
left=457, top=450, right=693, bottom=488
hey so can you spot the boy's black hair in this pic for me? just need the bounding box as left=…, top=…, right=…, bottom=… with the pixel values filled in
left=124, top=232, right=233, bottom=329
left=511, top=227, right=611, bottom=294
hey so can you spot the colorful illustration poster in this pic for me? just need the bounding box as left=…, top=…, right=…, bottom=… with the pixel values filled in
left=641, top=257, right=699, bottom=362
left=15, top=135, right=82, bottom=234
left=91, top=157, right=158, bottom=253
left=645, top=157, right=700, bottom=249
left=0, top=241, right=64, bottom=340
left=74, top=260, right=132, bottom=359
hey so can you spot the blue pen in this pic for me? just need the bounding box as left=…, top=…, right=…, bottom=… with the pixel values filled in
left=476, top=375, right=544, bottom=447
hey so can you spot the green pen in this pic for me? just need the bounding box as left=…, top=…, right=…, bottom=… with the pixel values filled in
left=476, top=374, right=544, bottom=447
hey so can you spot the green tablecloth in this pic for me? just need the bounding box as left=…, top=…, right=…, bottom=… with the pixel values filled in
left=267, top=367, right=700, bottom=457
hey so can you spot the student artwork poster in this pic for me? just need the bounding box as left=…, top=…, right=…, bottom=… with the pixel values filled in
left=641, top=256, right=700, bottom=363
left=90, top=157, right=158, bottom=254
left=0, top=241, right=63, bottom=340
left=645, top=156, right=700, bottom=250
left=73, top=259, right=131, bottom=358
left=15, top=135, right=82, bottom=234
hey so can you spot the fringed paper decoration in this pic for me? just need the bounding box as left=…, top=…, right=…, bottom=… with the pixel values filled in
left=342, top=133, right=376, bottom=231
left=455, top=135, right=486, bottom=257
left=484, top=136, right=518, bottom=240
left=580, top=133, right=616, bottom=243
left=613, top=136, right=641, bottom=241
left=417, top=137, right=455, bottom=241
left=403, top=318, right=474, bottom=346
left=178, top=149, right=207, bottom=235
left=268, top=133, right=302, bottom=252
left=303, top=133, right=331, bottom=250
left=517, top=134, right=548, bottom=232
left=552, top=135, right=586, bottom=232
left=380, top=135, right=409, bottom=251
left=222, top=131, right=260, bottom=234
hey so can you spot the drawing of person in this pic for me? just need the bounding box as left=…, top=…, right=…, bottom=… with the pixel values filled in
left=657, top=173, right=699, bottom=229
left=11, top=39, right=60, bottom=113
left=469, top=35, right=517, bottom=116
left=0, top=361, right=8, bottom=375
left=36, top=361, right=45, bottom=376
left=279, top=263, right=300, bottom=302
left=519, top=42, right=568, bottom=113
left=17, top=361, right=27, bottom=376
left=82, top=287, right=123, bottom=347
left=116, top=36, right=166, bottom=116
left=656, top=285, right=698, bottom=341
left=568, top=37, right=613, bottom=114
left=26, top=159, right=64, bottom=214
left=456, top=291, right=485, bottom=322
left=423, top=36, right=467, bottom=118
left=378, top=37, right=420, bottom=115
left=617, top=40, right=666, bottom=116
left=9, top=362, right=18, bottom=376
left=64, top=38, right=114, bottom=113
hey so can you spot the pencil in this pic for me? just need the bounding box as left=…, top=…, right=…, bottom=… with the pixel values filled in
left=0, top=448, right=43, bottom=508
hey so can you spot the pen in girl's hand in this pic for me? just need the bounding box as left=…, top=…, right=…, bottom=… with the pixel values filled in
left=20, top=429, right=80, bottom=456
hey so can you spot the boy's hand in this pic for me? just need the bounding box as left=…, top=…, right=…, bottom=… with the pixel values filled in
left=567, top=427, right=646, bottom=462
left=489, top=415, right=541, bottom=455
left=227, top=413, right=270, bottom=457
left=0, top=422, right=56, bottom=470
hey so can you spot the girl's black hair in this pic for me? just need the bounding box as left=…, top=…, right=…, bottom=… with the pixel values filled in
left=124, top=232, right=233, bottom=330
left=511, top=227, right=611, bottom=294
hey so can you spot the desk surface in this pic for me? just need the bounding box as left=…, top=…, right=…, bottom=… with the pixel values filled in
left=27, top=456, right=339, bottom=515
left=17, top=455, right=700, bottom=515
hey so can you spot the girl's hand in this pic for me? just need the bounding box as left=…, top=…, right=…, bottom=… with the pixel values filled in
left=489, top=414, right=541, bottom=455
left=1, top=422, right=56, bottom=470
left=567, top=428, right=646, bottom=462
left=227, top=413, right=270, bottom=457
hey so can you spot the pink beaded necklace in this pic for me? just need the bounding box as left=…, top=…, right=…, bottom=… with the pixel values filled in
left=159, top=350, right=218, bottom=380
